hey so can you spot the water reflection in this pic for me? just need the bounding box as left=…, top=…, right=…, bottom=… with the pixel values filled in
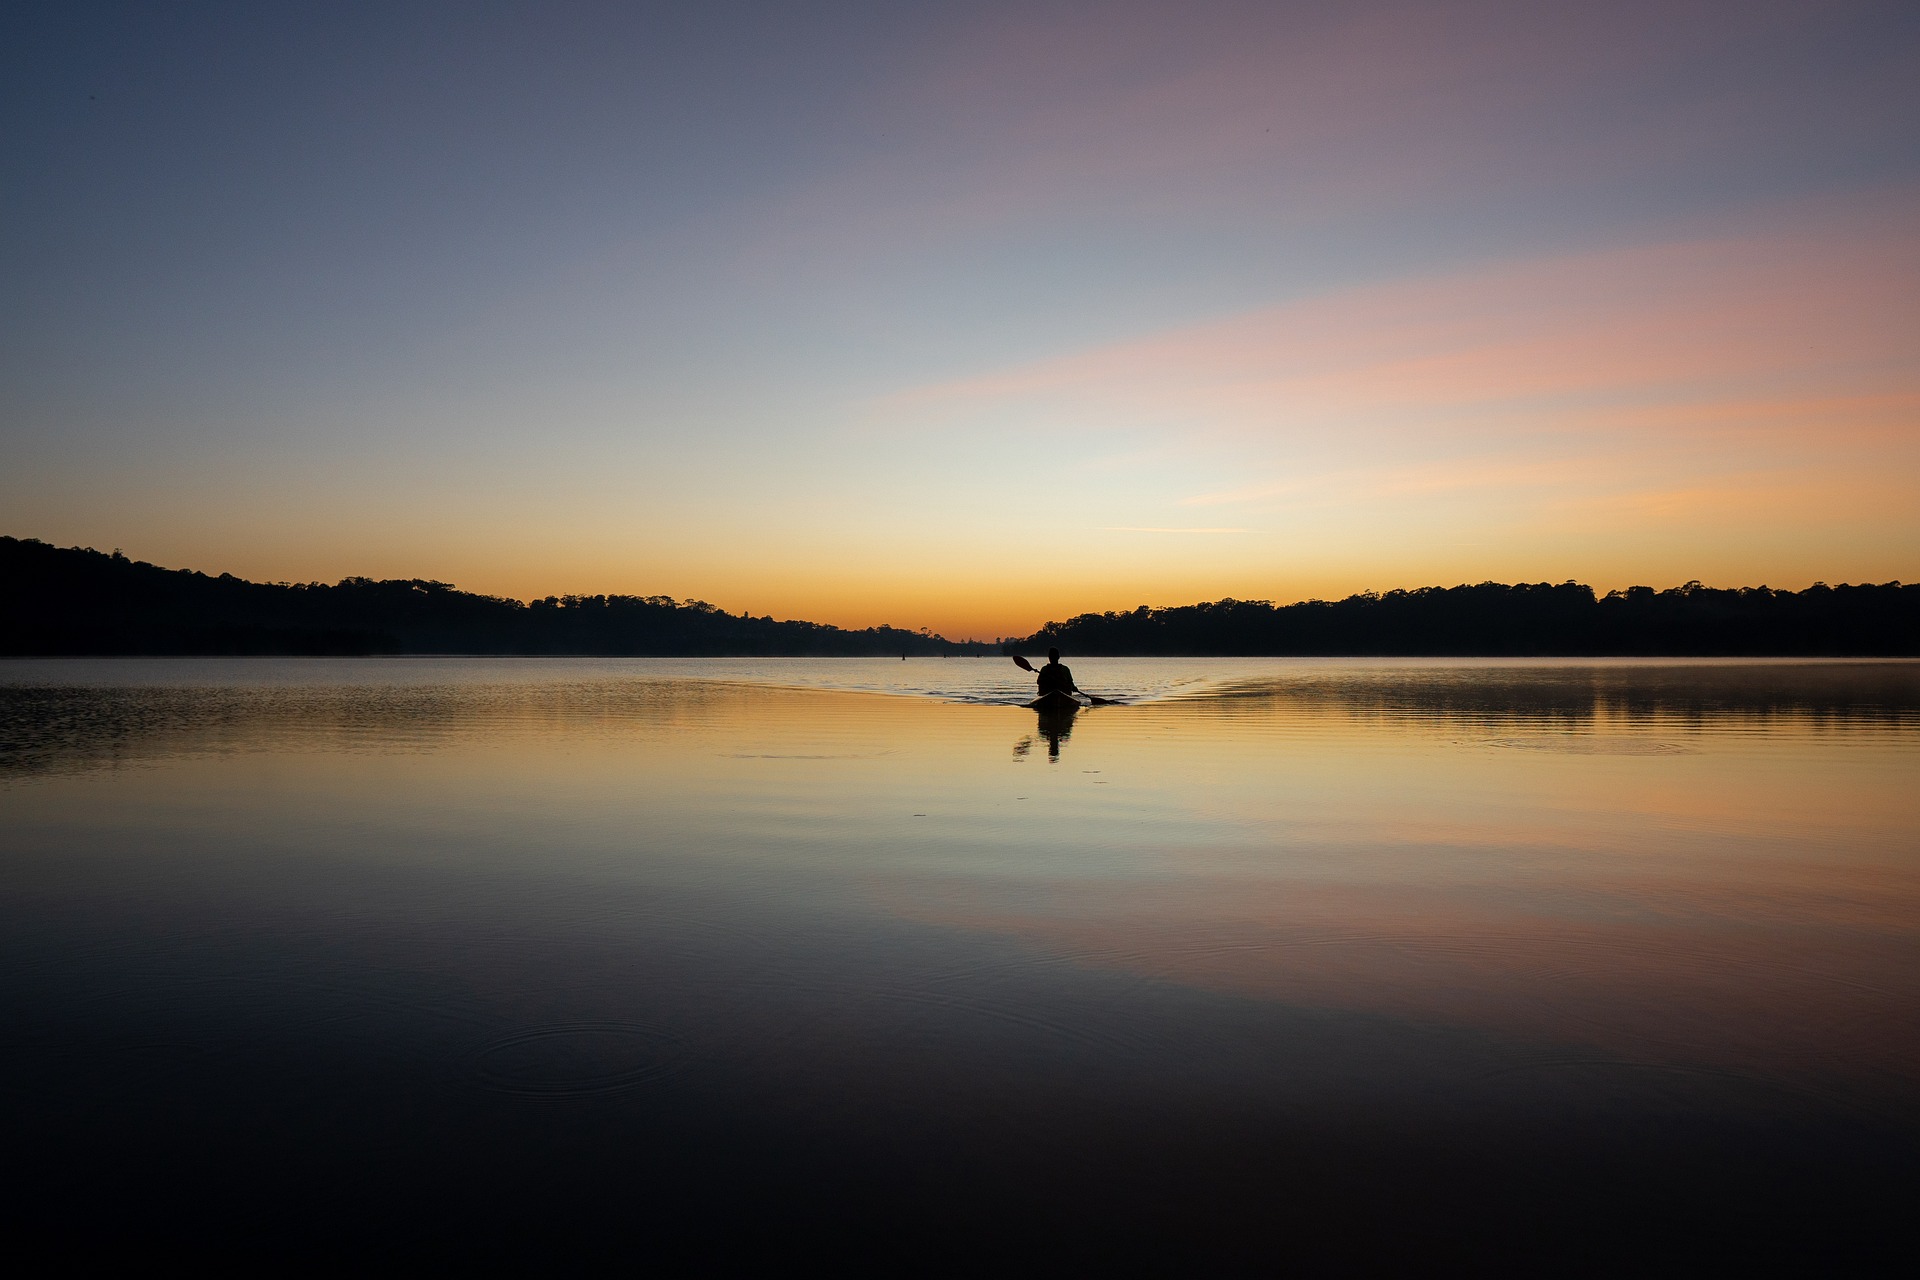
left=1, top=659, right=1916, bottom=1266
left=1011, top=702, right=1079, bottom=762
left=8, top=658, right=1913, bottom=779
left=1197, top=660, right=1920, bottom=729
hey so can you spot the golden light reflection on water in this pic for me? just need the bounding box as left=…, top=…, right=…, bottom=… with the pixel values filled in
left=3, top=661, right=1917, bottom=1104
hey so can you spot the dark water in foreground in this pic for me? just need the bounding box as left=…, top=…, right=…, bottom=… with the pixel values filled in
left=3, top=658, right=1917, bottom=1268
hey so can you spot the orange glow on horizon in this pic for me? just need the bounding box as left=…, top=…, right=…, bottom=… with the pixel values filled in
left=48, top=199, right=1903, bottom=641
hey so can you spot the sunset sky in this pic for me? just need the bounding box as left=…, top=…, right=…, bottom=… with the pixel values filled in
left=4, top=1, right=1917, bottom=639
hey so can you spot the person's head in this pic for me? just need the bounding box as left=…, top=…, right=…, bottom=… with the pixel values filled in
left=1048, top=647, right=1061, bottom=663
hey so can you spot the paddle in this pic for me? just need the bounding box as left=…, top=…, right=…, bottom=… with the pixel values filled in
left=1009, top=655, right=1121, bottom=705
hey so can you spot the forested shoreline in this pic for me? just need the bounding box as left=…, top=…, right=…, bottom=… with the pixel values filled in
left=1011, top=580, right=1918, bottom=656
left=0, top=538, right=985, bottom=656
left=3, top=537, right=1913, bottom=657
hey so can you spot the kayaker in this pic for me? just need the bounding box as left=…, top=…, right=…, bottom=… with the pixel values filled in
left=1034, top=648, right=1080, bottom=698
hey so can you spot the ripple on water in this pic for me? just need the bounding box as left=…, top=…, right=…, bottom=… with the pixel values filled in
left=1467, top=735, right=1698, bottom=754
left=468, top=1022, right=687, bottom=1099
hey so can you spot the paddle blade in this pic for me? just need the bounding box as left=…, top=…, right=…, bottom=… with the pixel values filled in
left=1011, top=654, right=1035, bottom=672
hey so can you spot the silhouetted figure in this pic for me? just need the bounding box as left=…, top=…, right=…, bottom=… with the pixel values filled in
left=1035, top=647, right=1079, bottom=697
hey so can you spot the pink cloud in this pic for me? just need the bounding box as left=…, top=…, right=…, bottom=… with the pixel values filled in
left=881, top=196, right=1920, bottom=437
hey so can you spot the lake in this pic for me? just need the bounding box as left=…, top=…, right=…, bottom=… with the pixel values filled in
left=3, top=657, right=1917, bottom=1267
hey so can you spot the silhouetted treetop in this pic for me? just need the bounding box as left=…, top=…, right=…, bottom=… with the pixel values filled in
left=1009, top=578, right=1915, bottom=656
left=0, top=537, right=988, bottom=657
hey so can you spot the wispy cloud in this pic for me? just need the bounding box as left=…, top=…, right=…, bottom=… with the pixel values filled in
left=839, top=192, right=1920, bottom=613
left=885, top=201, right=1920, bottom=430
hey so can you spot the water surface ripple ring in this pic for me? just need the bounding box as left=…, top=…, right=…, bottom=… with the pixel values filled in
left=468, top=1021, right=687, bottom=1099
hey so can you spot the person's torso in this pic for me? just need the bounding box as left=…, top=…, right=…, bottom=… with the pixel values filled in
left=1036, top=662, right=1072, bottom=693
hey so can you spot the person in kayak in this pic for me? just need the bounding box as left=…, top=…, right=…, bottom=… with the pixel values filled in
left=1034, top=648, right=1080, bottom=698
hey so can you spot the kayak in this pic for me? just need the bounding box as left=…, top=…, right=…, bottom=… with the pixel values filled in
left=1027, top=690, right=1084, bottom=712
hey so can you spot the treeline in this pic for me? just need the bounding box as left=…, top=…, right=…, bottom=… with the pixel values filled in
left=0, top=538, right=989, bottom=656
left=7, top=538, right=1913, bottom=657
left=1013, top=580, right=1918, bottom=656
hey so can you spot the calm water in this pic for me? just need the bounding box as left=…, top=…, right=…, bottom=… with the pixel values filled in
left=4, top=658, right=1917, bottom=1266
